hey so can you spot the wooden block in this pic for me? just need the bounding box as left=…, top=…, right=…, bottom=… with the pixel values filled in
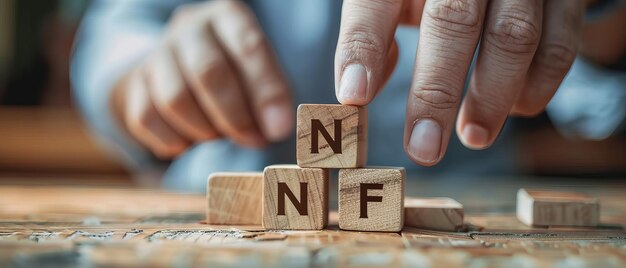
left=404, top=197, right=464, bottom=231
left=296, top=104, right=367, bottom=168
left=516, top=188, right=600, bottom=227
left=206, top=172, right=263, bottom=225
left=338, top=167, right=405, bottom=232
left=262, top=165, right=329, bottom=230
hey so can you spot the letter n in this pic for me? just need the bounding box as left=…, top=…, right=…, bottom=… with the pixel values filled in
left=311, top=119, right=342, bottom=153
left=277, top=182, right=308, bottom=215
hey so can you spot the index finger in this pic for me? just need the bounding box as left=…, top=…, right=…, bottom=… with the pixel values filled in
left=334, top=0, right=404, bottom=106
left=404, top=0, right=487, bottom=165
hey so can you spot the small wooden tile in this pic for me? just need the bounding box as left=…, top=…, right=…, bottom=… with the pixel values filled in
left=338, top=167, right=405, bottom=232
left=254, top=233, right=287, bottom=241
left=296, top=104, right=367, bottom=168
left=206, top=172, right=263, bottom=225
left=404, top=197, right=464, bottom=232
left=516, top=188, right=600, bottom=227
left=263, top=165, right=329, bottom=230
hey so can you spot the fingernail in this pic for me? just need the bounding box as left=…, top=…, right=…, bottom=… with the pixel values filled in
left=337, top=64, right=368, bottom=104
left=461, top=123, right=490, bottom=149
left=262, top=104, right=293, bottom=142
left=408, top=119, right=442, bottom=164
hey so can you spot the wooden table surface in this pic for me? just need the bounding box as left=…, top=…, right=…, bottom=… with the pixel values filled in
left=1, top=177, right=625, bottom=267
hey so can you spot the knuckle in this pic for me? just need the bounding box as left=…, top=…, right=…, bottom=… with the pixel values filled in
left=255, top=78, right=289, bottom=105
left=565, top=7, right=584, bottom=29
left=340, top=28, right=387, bottom=60
left=159, top=86, right=189, bottom=114
left=223, top=114, right=256, bottom=134
left=169, top=3, right=207, bottom=32
left=425, top=0, right=482, bottom=33
left=514, top=101, right=545, bottom=117
left=233, top=28, right=267, bottom=59
left=486, top=13, right=541, bottom=54
left=193, top=58, right=228, bottom=93
left=536, top=43, right=576, bottom=79
left=350, top=0, right=403, bottom=16
left=212, top=0, right=247, bottom=14
left=158, top=144, right=185, bottom=159
left=151, top=143, right=181, bottom=159
left=127, top=107, right=153, bottom=138
left=473, top=90, right=511, bottom=115
left=171, top=4, right=199, bottom=24
left=233, top=120, right=255, bottom=133
left=129, top=114, right=185, bottom=158
left=412, top=85, right=460, bottom=111
left=172, top=4, right=194, bottom=18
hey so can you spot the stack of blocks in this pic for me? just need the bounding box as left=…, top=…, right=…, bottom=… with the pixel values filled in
left=206, top=104, right=601, bottom=231
left=207, top=104, right=464, bottom=232
left=276, top=104, right=403, bottom=231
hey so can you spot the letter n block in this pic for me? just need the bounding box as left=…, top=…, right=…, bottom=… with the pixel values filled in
left=296, top=104, right=367, bottom=168
left=263, top=165, right=329, bottom=230
left=338, top=167, right=405, bottom=232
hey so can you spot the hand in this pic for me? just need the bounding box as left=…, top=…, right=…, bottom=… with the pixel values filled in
left=335, top=0, right=584, bottom=166
left=111, top=0, right=293, bottom=159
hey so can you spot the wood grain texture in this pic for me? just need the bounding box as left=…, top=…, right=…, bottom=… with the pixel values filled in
left=338, top=167, right=405, bottom=232
left=517, top=188, right=600, bottom=227
left=296, top=104, right=367, bottom=168
left=404, top=197, right=464, bottom=231
left=206, top=172, right=263, bottom=225
left=2, top=185, right=626, bottom=267
left=263, top=165, right=329, bottom=230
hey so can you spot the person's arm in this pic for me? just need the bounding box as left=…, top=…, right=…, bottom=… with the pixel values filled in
left=72, top=0, right=189, bottom=173
left=72, top=0, right=294, bottom=171
left=546, top=3, right=626, bottom=140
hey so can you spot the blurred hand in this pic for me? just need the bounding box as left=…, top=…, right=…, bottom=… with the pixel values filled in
left=111, top=0, right=293, bottom=159
left=335, top=0, right=584, bottom=166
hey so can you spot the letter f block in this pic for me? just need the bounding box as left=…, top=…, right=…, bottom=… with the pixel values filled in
left=263, top=165, right=329, bottom=230
left=297, top=104, right=368, bottom=168
left=339, top=167, right=405, bottom=232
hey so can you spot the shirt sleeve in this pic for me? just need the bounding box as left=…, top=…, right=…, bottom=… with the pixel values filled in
left=70, top=0, right=193, bottom=179
left=547, top=57, right=626, bottom=140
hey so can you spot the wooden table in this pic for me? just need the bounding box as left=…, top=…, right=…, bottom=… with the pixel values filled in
left=1, top=178, right=625, bottom=267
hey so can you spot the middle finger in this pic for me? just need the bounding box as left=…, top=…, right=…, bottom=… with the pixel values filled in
left=405, top=0, right=488, bottom=165
left=175, top=23, right=266, bottom=148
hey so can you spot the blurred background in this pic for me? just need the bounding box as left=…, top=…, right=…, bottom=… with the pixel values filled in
left=0, top=0, right=130, bottom=185
left=0, top=0, right=624, bottom=187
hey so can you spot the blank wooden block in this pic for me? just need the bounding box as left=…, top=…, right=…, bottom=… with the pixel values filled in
left=338, top=167, right=405, bottom=232
left=517, top=188, right=599, bottom=227
left=263, top=165, right=329, bottom=230
left=206, top=172, right=263, bottom=225
left=296, top=104, right=367, bottom=168
left=404, top=197, right=464, bottom=231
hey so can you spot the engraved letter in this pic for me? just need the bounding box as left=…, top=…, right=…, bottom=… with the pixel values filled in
left=311, top=119, right=342, bottom=153
left=360, top=183, right=383, bottom=218
left=277, top=182, right=308, bottom=215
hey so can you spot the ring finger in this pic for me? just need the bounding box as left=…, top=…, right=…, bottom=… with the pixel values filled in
left=512, top=0, right=583, bottom=116
left=457, top=0, right=543, bottom=149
